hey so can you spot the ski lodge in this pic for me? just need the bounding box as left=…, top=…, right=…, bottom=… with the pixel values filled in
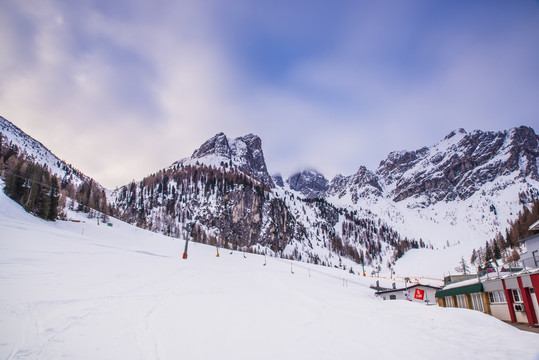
left=375, top=284, right=440, bottom=305
left=435, top=231, right=539, bottom=327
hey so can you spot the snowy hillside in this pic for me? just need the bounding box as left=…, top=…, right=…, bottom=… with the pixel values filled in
left=0, top=116, right=102, bottom=189
left=327, top=127, right=539, bottom=259
left=2, top=115, right=538, bottom=278
left=1, top=185, right=538, bottom=359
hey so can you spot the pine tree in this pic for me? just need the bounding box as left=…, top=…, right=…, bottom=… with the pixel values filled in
left=484, top=241, right=493, bottom=265
left=48, top=175, right=59, bottom=221
left=493, top=239, right=502, bottom=260
left=470, top=249, right=477, bottom=266
left=4, top=161, right=20, bottom=197
left=39, top=172, right=51, bottom=219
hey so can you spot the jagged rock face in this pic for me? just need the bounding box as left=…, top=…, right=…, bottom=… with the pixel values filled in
left=111, top=165, right=303, bottom=253
left=187, top=132, right=274, bottom=187
left=231, top=134, right=274, bottom=187
left=272, top=174, right=285, bottom=187
left=376, top=127, right=539, bottom=203
left=287, top=170, right=329, bottom=199
left=327, top=166, right=383, bottom=202
left=261, top=198, right=305, bottom=252
left=191, top=132, right=231, bottom=158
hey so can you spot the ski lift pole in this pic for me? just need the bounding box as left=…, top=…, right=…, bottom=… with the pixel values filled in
left=183, top=238, right=189, bottom=259
left=216, top=245, right=220, bottom=257
left=183, top=221, right=193, bottom=259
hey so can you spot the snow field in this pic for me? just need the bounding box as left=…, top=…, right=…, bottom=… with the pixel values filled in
left=1, top=189, right=538, bottom=359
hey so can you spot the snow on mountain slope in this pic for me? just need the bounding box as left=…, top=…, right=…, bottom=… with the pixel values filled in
left=0, top=116, right=99, bottom=188
left=173, top=132, right=274, bottom=187
left=1, top=184, right=538, bottom=359
left=327, top=127, right=539, bottom=272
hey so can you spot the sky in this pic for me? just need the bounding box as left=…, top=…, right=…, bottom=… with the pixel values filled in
left=1, top=0, right=538, bottom=189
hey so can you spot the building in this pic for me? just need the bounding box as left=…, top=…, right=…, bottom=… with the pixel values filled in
left=376, top=284, right=440, bottom=305
left=435, top=277, right=488, bottom=313
left=520, top=233, right=539, bottom=269
left=436, top=269, right=539, bottom=326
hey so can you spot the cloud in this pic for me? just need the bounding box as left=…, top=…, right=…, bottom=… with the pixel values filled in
left=0, top=0, right=245, bottom=188
left=1, top=0, right=537, bottom=188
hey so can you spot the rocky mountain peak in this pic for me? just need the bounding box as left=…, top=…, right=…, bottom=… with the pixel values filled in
left=444, top=128, right=467, bottom=140
left=327, top=166, right=382, bottom=202
left=375, top=127, right=539, bottom=203
left=272, top=174, right=285, bottom=187
left=287, top=169, right=329, bottom=199
left=182, top=132, right=273, bottom=187
left=230, top=134, right=273, bottom=187
left=191, top=132, right=231, bottom=159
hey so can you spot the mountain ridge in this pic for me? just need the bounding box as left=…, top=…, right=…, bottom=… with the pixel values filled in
left=2, top=115, right=538, bottom=273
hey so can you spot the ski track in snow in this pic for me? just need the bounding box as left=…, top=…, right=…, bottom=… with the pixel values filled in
left=1, top=186, right=539, bottom=359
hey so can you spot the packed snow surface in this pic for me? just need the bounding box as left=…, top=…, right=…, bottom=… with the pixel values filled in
left=1, top=189, right=538, bottom=359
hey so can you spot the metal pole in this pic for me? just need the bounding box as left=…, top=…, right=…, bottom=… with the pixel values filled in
left=183, top=238, right=189, bottom=259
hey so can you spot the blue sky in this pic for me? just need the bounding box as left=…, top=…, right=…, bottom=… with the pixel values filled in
left=1, top=0, right=538, bottom=188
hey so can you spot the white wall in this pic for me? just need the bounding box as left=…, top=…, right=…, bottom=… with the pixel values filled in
left=490, top=304, right=511, bottom=322
left=380, top=286, right=438, bottom=305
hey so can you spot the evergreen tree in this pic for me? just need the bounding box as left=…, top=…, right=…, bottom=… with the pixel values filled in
left=505, top=228, right=514, bottom=248
left=48, top=175, right=59, bottom=220
left=4, top=161, right=20, bottom=197
left=493, top=239, right=502, bottom=260
left=470, top=249, right=477, bottom=266
left=26, top=165, right=44, bottom=213
left=484, top=241, right=493, bottom=265
left=38, top=172, right=51, bottom=219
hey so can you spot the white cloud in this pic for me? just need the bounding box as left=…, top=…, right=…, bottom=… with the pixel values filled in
left=0, top=0, right=537, bottom=188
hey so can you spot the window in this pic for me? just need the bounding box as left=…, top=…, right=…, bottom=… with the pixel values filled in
left=390, top=295, right=396, bottom=300
left=512, top=289, right=522, bottom=303
left=456, top=294, right=467, bottom=308
left=445, top=296, right=454, bottom=307
left=488, top=291, right=506, bottom=303
left=471, top=293, right=485, bottom=312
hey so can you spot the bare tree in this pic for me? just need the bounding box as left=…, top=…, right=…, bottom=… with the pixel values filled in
left=455, top=256, right=470, bottom=274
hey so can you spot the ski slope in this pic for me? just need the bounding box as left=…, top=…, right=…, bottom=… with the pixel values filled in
left=0, top=187, right=538, bottom=359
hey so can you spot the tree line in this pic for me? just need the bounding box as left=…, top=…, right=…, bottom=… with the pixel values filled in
left=469, top=199, right=539, bottom=270
left=1, top=133, right=109, bottom=221
left=1, top=135, right=59, bottom=220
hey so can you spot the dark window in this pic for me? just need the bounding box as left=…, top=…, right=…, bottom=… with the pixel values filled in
left=390, top=295, right=396, bottom=300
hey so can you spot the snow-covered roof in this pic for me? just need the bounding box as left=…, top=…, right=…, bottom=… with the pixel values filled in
left=442, top=276, right=481, bottom=290
left=375, top=283, right=440, bottom=295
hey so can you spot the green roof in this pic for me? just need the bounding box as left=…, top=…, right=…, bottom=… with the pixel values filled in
left=435, top=283, right=483, bottom=298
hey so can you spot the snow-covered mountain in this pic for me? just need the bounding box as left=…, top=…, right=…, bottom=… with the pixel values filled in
left=0, top=116, right=102, bottom=189
left=2, top=114, right=538, bottom=275
left=287, top=169, right=329, bottom=199
left=110, top=132, right=416, bottom=272
left=325, top=126, right=539, bottom=251
left=173, top=132, right=274, bottom=187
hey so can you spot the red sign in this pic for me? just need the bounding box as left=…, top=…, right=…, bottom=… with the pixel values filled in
left=414, top=288, right=425, bottom=300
